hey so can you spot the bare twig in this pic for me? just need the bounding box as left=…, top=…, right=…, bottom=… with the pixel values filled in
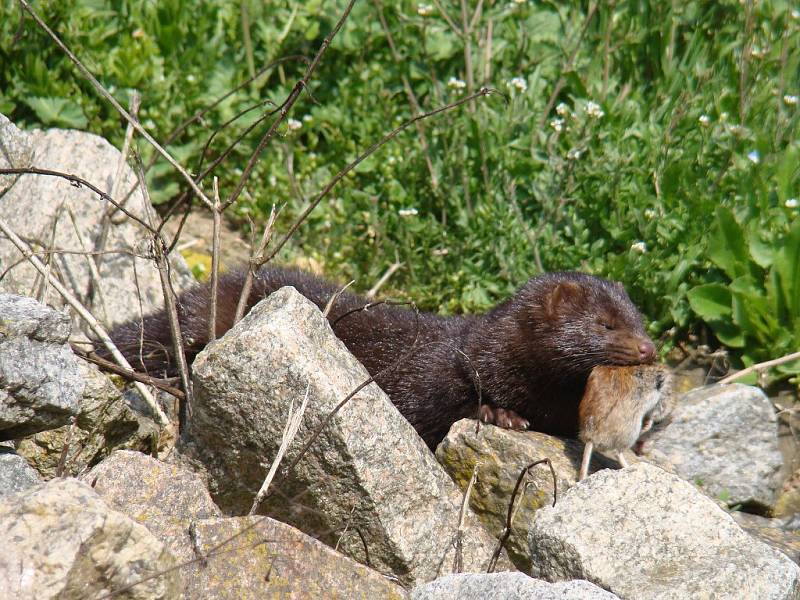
left=366, top=260, right=403, bottom=299
left=208, top=177, right=222, bottom=342
left=74, top=345, right=185, bottom=398
left=55, top=416, right=77, bottom=478
left=453, top=465, right=478, bottom=573
left=233, top=204, right=280, bottom=324
left=249, top=384, right=310, bottom=515
left=717, top=351, right=800, bottom=385
left=323, top=280, right=355, bottom=318
left=487, top=458, right=557, bottom=572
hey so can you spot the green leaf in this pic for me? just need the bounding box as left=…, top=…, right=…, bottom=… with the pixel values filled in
left=687, top=283, right=732, bottom=320
left=708, top=207, right=750, bottom=280
left=24, top=97, right=88, bottom=129
left=773, top=219, right=800, bottom=326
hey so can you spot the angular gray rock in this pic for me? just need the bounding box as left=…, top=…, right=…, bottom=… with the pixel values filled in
left=0, top=112, right=33, bottom=194
left=641, top=383, right=782, bottom=508
left=0, top=116, right=192, bottom=331
left=0, top=477, right=180, bottom=599
left=84, top=449, right=222, bottom=564
left=411, top=573, right=619, bottom=599
left=16, top=360, right=160, bottom=478
left=529, top=462, right=800, bottom=600
left=0, top=294, right=83, bottom=440
left=0, top=448, right=41, bottom=496
left=436, top=419, right=615, bottom=571
left=181, top=287, right=505, bottom=585
left=185, top=516, right=409, bottom=599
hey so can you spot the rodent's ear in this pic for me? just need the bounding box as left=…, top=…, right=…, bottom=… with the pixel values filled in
left=546, top=281, right=584, bottom=316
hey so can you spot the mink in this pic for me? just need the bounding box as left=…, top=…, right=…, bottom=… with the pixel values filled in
left=578, top=364, right=674, bottom=480
left=104, top=267, right=657, bottom=449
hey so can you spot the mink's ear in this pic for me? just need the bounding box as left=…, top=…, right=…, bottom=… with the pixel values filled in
left=546, top=281, right=584, bottom=317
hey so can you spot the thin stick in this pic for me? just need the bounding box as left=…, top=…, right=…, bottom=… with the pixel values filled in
left=323, top=280, right=355, bottom=318
left=66, top=206, right=109, bottom=324
left=233, top=204, right=279, bottom=324
left=0, top=215, right=168, bottom=425
left=717, top=351, right=800, bottom=385
left=75, top=346, right=185, bottom=399
left=208, top=177, right=222, bottom=342
left=453, top=465, right=478, bottom=574
left=249, top=384, right=310, bottom=515
left=17, top=0, right=213, bottom=209
left=366, top=261, right=402, bottom=299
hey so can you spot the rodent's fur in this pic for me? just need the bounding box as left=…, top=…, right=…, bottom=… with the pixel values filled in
left=578, top=364, right=673, bottom=479
left=105, top=267, right=656, bottom=448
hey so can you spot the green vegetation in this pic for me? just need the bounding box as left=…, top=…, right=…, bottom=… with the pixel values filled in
left=1, top=0, right=798, bottom=379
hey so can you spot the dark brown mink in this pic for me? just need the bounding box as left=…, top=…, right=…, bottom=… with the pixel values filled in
left=103, top=267, right=656, bottom=449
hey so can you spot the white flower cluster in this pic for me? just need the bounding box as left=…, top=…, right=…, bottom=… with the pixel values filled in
left=785, top=198, right=798, bottom=209
left=747, top=150, right=760, bottom=164
left=507, top=77, right=528, bottom=92
left=784, top=95, right=799, bottom=106
left=417, top=3, right=433, bottom=16
left=447, top=77, right=466, bottom=90
left=287, top=118, right=302, bottom=131
left=550, top=118, right=565, bottom=133
left=398, top=207, right=419, bottom=217
left=698, top=114, right=711, bottom=127
left=585, top=101, right=604, bottom=119
left=556, top=102, right=570, bottom=117
left=630, top=241, right=647, bottom=254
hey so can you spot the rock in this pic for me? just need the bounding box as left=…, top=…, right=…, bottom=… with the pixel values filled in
left=640, top=384, right=782, bottom=509
left=0, top=113, right=33, bottom=194
left=185, top=516, right=408, bottom=599
left=84, top=449, right=222, bottom=563
left=15, top=360, right=160, bottom=478
left=436, top=419, right=615, bottom=571
left=775, top=464, right=800, bottom=518
left=0, top=477, right=180, bottom=599
left=0, top=447, right=41, bottom=496
left=0, top=116, right=192, bottom=331
left=0, top=294, right=83, bottom=440
left=731, top=511, right=800, bottom=565
left=411, top=572, right=619, bottom=599
left=529, top=462, right=800, bottom=600
left=181, top=287, right=505, bottom=585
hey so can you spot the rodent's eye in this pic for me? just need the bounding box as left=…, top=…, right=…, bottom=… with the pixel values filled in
left=600, top=322, right=615, bottom=330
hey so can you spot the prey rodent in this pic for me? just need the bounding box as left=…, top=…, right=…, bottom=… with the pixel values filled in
left=578, top=364, right=674, bottom=480
left=104, top=267, right=657, bottom=449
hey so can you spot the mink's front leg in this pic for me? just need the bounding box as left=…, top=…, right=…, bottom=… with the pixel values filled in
left=478, top=404, right=530, bottom=431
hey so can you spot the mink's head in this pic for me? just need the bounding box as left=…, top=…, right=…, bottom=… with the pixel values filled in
left=511, top=272, right=656, bottom=376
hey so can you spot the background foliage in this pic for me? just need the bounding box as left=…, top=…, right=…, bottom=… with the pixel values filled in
left=1, top=0, right=798, bottom=378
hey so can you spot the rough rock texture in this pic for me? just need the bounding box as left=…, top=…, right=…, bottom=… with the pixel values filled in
left=731, top=511, right=800, bottom=565
left=0, top=447, right=41, bottom=496
left=0, top=294, right=83, bottom=440
left=529, top=462, right=800, bottom=600
left=411, top=573, right=619, bottom=599
left=16, top=360, right=159, bottom=478
left=0, top=113, right=33, bottom=194
left=0, top=477, right=179, bottom=599
left=84, top=449, right=222, bottom=564
left=181, top=287, right=505, bottom=586
left=641, top=384, right=782, bottom=509
left=0, top=116, right=192, bottom=331
left=436, top=419, right=615, bottom=571
left=185, top=516, right=408, bottom=599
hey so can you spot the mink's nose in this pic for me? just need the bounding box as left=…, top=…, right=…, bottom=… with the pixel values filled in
left=638, top=340, right=656, bottom=363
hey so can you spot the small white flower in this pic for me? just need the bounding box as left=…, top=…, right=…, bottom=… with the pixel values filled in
left=698, top=114, right=711, bottom=127
left=719, top=112, right=729, bottom=122
left=387, top=156, right=397, bottom=165
left=432, top=248, right=449, bottom=256
left=728, top=124, right=747, bottom=137
left=269, top=175, right=277, bottom=187
left=417, top=3, right=433, bottom=16
left=398, top=207, right=419, bottom=217
left=750, top=46, right=767, bottom=59
left=644, top=208, right=657, bottom=219
left=784, top=95, right=799, bottom=106
left=631, top=241, right=647, bottom=254
left=550, top=118, right=565, bottom=133
left=567, top=148, right=582, bottom=160
left=507, top=77, right=528, bottom=92
left=556, top=102, right=570, bottom=117
left=747, top=150, right=760, bottom=164
left=792, top=9, right=800, bottom=21
left=287, top=118, right=302, bottom=131
left=447, top=76, right=467, bottom=90
left=785, top=198, right=799, bottom=209
left=186, top=74, right=196, bottom=84
left=303, top=114, right=313, bottom=122
left=586, top=101, right=605, bottom=119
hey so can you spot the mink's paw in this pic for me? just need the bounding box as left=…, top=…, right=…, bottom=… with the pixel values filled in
left=478, top=405, right=530, bottom=431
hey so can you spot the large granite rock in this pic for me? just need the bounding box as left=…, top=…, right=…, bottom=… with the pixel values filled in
left=528, top=462, right=800, bottom=599
left=436, top=419, right=615, bottom=571
left=0, top=115, right=192, bottom=331
left=641, top=383, right=783, bottom=509
left=180, top=287, right=505, bottom=585
left=0, top=477, right=179, bottom=599
left=0, top=447, right=41, bottom=496
left=0, top=294, right=83, bottom=440
left=411, top=572, right=619, bottom=599
left=16, top=360, right=160, bottom=478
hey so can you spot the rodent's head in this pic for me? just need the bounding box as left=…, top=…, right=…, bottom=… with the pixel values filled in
left=520, top=272, right=656, bottom=373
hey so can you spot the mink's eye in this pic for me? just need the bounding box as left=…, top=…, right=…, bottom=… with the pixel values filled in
left=599, top=321, right=614, bottom=331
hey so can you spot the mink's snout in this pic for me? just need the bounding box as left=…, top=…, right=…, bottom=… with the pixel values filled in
left=638, top=340, right=656, bottom=363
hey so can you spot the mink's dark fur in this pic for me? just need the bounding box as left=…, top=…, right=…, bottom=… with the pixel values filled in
left=105, top=267, right=656, bottom=448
